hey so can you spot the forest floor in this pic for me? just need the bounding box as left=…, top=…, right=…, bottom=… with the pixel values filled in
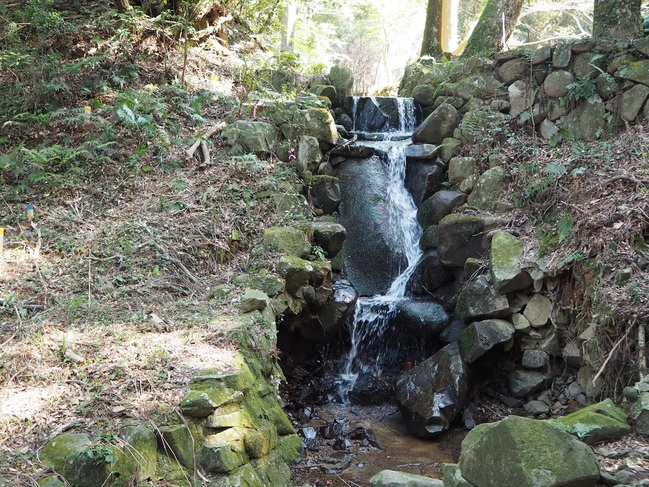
left=1, top=1, right=649, bottom=486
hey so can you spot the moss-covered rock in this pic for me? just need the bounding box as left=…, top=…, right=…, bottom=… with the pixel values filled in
left=467, top=166, right=509, bottom=211
left=239, top=288, right=270, bottom=313
left=244, top=425, right=279, bottom=459
left=180, top=390, right=219, bottom=417
left=159, top=424, right=196, bottom=471
left=39, top=432, right=144, bottom=487
left=459, top=319, right=515, bottom=363
left=458, top=415, right=600, bottom=487
left=370, top=469, right=444, bottom=486
left=490, top=231, right=532, bottom=294
left=437, top=214, right=505, bottom=267
left=221, top=120, right=278, bottom=156
left=277, top=255, right=331, bottom=295
left=37, top=477, right=66, bottom=487
left=263, top=227, right=311, bottom=258
left=309, top=175, right=341, bottom=215
left=455, top=276, right=510, bottom=324
left=121, top=422, right=157, bottom=479
left=550, top=398, right=631, bottom=444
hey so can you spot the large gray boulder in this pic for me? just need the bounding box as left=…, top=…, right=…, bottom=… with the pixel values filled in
left=489, top=231, right=532, bottom=294
left=467, top=166, right=509, bottom=211
left=458, top=415, right=600, bottom=487
left=337, top=157, right=407, bottom=295
left=459, top=319, right=515, bottom=363
left=561, top=96, right=610, bottom=141
left=393, top=299, right=450, bottom=338
left=222, top=120, right=278, bottom=156
left=412, top=103, right=461, bottom=144
left=416, top=190, right=468, bottom=228
left=455, top=276, right=510, bottom=323
left=291, top=107, right=339, bottom=145
left=312, top=221, right=346, bottom=257
left=404, top=161, right=446, bottom=206
left=395, top=342, right=470, bottom=438
left=309, top=175, right=341, bottom=215
left=437, top=214, right=505, bottom=267
left=408, top=250, right=453, bottom=295
left=550, top=398, right=631, bottom=445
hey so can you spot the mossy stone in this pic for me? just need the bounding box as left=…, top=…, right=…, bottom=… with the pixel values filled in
left=159, top=424, right=196, bottom=471
left=247, top=273, right=285, bottom=297
left=121, top=422, right=157, bottom=480
left=459, top=416, right=599, bottom=487
left=244, top=424, right=279, bottom=459
left=155, top=454, right=192, bottom=487
left=200, top=442, right=247, bottom=474
left=277, top=434, right=304, bottom=463
left=180, top=390, right=218, bottom=417
left=550, top=398, right=631, bottom=444
left=37, top=477, right=66, bottom=487
left=239, top=288, right=270, bottom=313
left=263, top=226, right=311, bottom=258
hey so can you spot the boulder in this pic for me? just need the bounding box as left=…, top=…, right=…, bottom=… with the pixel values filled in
left=437, top=214, right=504, bottom=267
left=412, top=103, right=461, bottom=144
left=240, top=289, right=270, bottom=313
left=551, top=398, right=631, bottom=444
left=508, top=80, right=535, bottom=118
left=408, top=250, right=454, bottom=294
left=295, top=135, right=322, bottom=174
left=508, top=370, right=547, bottom=398
left=404, top=143, right=438, bottom=160
left=444, top=74, right=506, bottom=100
left=309, top=85, right=337, bottom=105
left=459, top=319, right=515, bottom=363
left=439, top=137, right=462, bottom=163
left=632, top=390, right=649, bottom=436
left=561, top=96, right=610, bottom=141
left=393, top=299, right=450, bottom=338
left=459, top=416, right=599, bottom=487
left=489, top=231, right=532, bottom=294
left=417, top=190, right=468, bottom=228
left=352, top=97, right=398, bottom=132
left=302, top=279, right=357, bottom=342
left=277, top=256, right=331, bottom=296
left=370, top=470, right=444, bottom=487
left=272, top=193, right=311, bottom=221
left=553, top=44, right=572, bottom=68
left=263, top=227, right=311, bottom=258
left=404, top=161, right=446, bottom=206
left=337, top=156, right=407, bottom=295
left=522, top=349, right=549, bottom=369
left=456, top=276, right=510, bottom=323
left=330, top=65, right=354, bottom=103
left=349, top=373, right=391, bottom=405
left=467, top=166, right=509, bottom=211
left=498, top=58, right=528, bottom=84
left=443, top=463, right=473, bottom=487
left=395, top=342, right=470, bottom=438
left=523, top=294, right=552, bottom=328
left=543, top=70, right=575, bottom=98
left=312, top=221, right=346, bottom=257
left=448, top=157, right=477, bottom=185
left=222, top=120, right=278, bottom=156
left=419, top=225, right=439, bottom=250
left=309, top=175, right=341, bottom=215
left=291, top=107, right=339, bottom=145
left=618, top=84, right=649, bottom=121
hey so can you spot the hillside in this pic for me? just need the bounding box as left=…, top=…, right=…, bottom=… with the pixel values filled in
left=1, top=0, right=649, bottom=485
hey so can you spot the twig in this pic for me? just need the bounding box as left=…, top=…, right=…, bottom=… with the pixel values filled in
left=0, top=301, right=45, bottom=312
left=592, top=324, right=635, bottom=387
left=150, top=242, right=199, bottom=284
left=186, top=123, right=225, bottom=159
left=604, top=174, right=649, bottom=186
left=199, top=140, right=210, bottom=165
left=639, top=319, right=647, bottom=381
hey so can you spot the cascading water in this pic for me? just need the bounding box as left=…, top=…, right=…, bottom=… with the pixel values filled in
left=337, top=100, right=423, bottom=403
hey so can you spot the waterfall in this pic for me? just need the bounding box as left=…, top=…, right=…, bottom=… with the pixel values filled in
left=337, top=100, right=422, bottom=403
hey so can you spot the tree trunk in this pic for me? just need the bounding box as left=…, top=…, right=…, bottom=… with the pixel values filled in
left=592, top=0, right=642, bottom=40
left=421, top=0, right=444, bottom=57
left=462, top=0, right=525, bottom=57
left=113, top=0, right=132, bottom=12
left=280, top=5, right=297, bottom=52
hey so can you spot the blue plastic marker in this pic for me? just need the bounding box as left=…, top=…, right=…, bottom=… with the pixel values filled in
left=27, top=204, right=34, bottom=222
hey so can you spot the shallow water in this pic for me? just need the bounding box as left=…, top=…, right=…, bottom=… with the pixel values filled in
left=291, top=403, right=466, bottom=486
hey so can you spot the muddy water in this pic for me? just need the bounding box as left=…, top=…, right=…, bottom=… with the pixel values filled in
left=291, top=403, right=466, bottom=486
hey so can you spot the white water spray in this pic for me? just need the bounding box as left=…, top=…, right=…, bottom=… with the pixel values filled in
left=337, top=100, right=422, bottom=402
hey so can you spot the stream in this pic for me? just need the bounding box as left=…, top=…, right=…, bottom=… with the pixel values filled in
left=285, top=97, right=466, bottom=485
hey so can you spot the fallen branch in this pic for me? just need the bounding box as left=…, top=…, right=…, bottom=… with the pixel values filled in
left=592, top=323, right=634, bottom=387
left=639, top=319, right=647, bottom=381
left=0, top=301, right=45, bottom=312
left=186, top=123, right=225, bottom=160
left=604, top=174, right=649, bottom=186
left=150, top=242, right=199, bottom=284
left=199, top=140, right=210, bottom=166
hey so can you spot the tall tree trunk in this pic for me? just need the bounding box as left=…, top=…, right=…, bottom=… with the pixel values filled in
left=593, top=0, right=642, bottom=40
left=280, top=5, right=297, bottom=52
left=420, top=0, right=444, bottom=57
left=462, top=0, right=525, bottom=57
